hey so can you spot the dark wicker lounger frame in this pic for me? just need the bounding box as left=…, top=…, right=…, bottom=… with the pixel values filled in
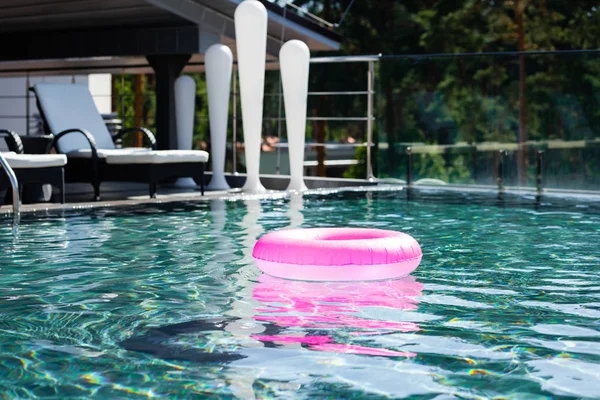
left=30, top=87, right=205, bottom=201
left=0, top=129, right=65, bottom=204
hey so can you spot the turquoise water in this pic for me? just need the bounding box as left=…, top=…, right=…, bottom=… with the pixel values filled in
left=1, top=189, right=599, bottom=399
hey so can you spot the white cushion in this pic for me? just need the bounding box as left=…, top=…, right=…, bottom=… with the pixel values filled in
left=32, top=83, right=210, bottom=166
left=66, top=147, right=153, bottom=159
left=33, top=83, right=116, bottom=154
left=105, top=150, right=209, bottom=164
left=2, top=153, right=67, bottom=169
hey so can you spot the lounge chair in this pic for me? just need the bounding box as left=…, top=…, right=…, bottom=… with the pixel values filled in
left=30, top=83, right=209, bottom=200
left=0, top=129, right=67, bottom=204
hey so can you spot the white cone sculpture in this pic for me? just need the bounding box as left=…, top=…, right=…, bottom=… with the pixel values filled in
left=234, top=0, right=267, bottom=193
left=205, top=44, right=233, bottom=191
left=174, top=75, right=198, bottom=188
left=280, top=40, right=310, bottom=191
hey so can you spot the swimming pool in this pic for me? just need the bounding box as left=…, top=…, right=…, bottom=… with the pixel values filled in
left=1, top=188, right=599, bottom=398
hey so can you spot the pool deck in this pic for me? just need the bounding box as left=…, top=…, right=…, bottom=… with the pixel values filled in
left=3, top=173, right=600, bottom=218
left=0, top=174, right=378, bottom=216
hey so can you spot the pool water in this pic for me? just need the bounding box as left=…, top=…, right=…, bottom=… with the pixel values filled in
left=1, top=189, right=599, bottom=398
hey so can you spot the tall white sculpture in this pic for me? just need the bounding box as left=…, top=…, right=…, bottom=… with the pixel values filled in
left=234, top=0, right=267, bottom=193
left=205, top=44, right=233, bottom=190
left=174, top=75, right=198, bottom=188
left=280, top=40, right=310, bottom=191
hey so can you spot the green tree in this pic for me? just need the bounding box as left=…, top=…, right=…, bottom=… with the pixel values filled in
left=288, top=0, right=599, bottom=186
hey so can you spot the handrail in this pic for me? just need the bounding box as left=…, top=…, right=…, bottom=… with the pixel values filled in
left=309, top=55, right=382, bottom=63
left=379, top=138, right=600, bottom=153
left=274, top=142, right=371, bottom=148
left=0, top=152, right=20, bottom=221
left=379, top=49, right=600, bottom=60
left=263, top=90, right=374, bottom=96
left=263, top=116, right=372, bottom=121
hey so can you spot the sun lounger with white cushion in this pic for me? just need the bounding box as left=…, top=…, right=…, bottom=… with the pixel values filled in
left=31, top=83, right=209, bottom=200
left=0, top=129, right=67, bottom=203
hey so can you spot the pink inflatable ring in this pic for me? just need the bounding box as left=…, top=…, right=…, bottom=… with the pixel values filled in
left=252, top=228, right=422, bottom=282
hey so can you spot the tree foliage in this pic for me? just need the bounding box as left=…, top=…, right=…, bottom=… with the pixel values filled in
left=290, top=0, right=600, bottom=187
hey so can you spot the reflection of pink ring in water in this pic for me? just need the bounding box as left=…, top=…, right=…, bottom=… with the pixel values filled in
left=250, top=275, right=423, bottom=357
left=252, top=228, right=422, bottom=281
left=250, top=336, right=416, bottom=357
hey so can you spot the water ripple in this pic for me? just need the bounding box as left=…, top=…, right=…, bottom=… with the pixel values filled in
left=0, top=191, right=599, bottom=398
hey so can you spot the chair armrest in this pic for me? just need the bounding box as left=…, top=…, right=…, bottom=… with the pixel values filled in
left=0, top=129, right=24, bottom=154
left=47, top=128, right=101, bottom=201
left=47, top=129, right=99, bottom=161
left=113, top=127, right=157, bottom=150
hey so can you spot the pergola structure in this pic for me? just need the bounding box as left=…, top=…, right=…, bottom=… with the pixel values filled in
left=0, top=0, right=341, bottom=150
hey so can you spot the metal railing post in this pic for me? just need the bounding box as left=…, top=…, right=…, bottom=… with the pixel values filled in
left=536, top=150, right=544, bottom=192
left=406, top=147, right=412, bottom=186
left=0, top=153, right=20, bottom=224
left=232, top=70, right=238, bottom=175
left=497, top=149, right=506, bottom=191
left=366, top=60, right=375, bottom=180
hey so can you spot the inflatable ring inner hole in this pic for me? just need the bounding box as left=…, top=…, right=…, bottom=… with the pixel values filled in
left=316, top=231, right=393, bottom=241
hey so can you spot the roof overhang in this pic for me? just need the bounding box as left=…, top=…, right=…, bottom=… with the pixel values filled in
left=0, top=0, right=340, bottom=76
left=148, top=0, right=340, bottom=54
